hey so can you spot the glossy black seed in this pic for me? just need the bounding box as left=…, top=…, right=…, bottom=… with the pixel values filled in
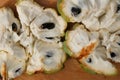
left=45, top=37, right=54, bottom=39
left=117, top=42, right=120, bottom=46
left=116, top=4, right=120, bottom=13
left=110, top=52, right=116, bottom=58
left=71, top=7, right=81, bottom=16
left=87, top=58, right=92, bottom=63
left=12, top=23, right=17, bottom=32
left=60, top=36, right=65, bottom=42
left=15, top=68, right=21, bottom=73
left=41, top=23, right=55, bottom=29
left=46, top=52, right=53, bottom=58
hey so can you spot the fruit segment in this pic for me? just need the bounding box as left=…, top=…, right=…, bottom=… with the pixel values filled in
left=64, top=24, right=117, bottom=75
left=27, top=40, right=66, bottom=74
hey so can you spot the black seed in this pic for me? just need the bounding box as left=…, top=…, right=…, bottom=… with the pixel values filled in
left=12, top=23, right=17, bottom=32
left=41, top=23, right=55, bottom=29
left=116, top=4, right=120, bottom=13
left=60, top=36, right=65, bottom=42
left=0, top=75, right=2, bottom=80
left=15, top=68, right=21, bottom=73
left=87, top=58, right=92, bottom=63
left=110, top=52, right=116, bottom=58
left=71, top=7, right=81, bottom=16
left=117, top=42, right=120, bottom=46
left=45, top=37, right=54, bottom=39
left=46, top=52, right=53, bottom=58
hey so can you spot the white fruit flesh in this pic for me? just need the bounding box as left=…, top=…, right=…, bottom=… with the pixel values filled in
left=30, top=8, right=67, bottom=43
left=80, top=47, right=117, bottom=75
left=66, top=24, right=99, bottom=57
left=0, top=8, right=20, bottom=44
left=27, top=40, right=66, bottom=74
left=58, top=0, right=120, bottom=32
left=58, top=0, right=90, bottom=22
left=16, top=0, right=43, bottom=27
left=0, top=49, right=26, bottom=79
left=0, top=7, right=20, bottom=33
left=100, top=0, right=120, bottom=32
left=102, top=30, right=120, bottom=62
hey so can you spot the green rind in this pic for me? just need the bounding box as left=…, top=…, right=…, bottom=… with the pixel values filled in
left=63, top=41, right=73, bottom=56
left=80, top=63, right=118, bottom=76
left=79, top=64, right=97, bottom=75
left=44, top=64, right=64, bottom=74
left=57, top=0, right=71, bottom=22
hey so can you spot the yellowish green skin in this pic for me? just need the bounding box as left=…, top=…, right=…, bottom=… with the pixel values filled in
left=44, top=65, right=64, bottom=74
left=80, top=64, right=118, bottom=76
left=63, top=31, right=73, bottom=56
left=57, top=0, right=71, bottom=22
left=63, top=42, right=97, bottom=75
left=63, top=23, right=83, bottom=57
left=64, top=30, right=96, bottom=74
left=27, top=55, right=66, bottom=75
left=27, top=65, right=64, bottom=75
left=63, top=42, right=73, bottom=57
left=79, top=64, right=97, bottom=75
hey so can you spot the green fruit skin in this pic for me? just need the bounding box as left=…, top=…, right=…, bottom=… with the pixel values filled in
left=79, top=63, right=118, bottom=76
left=44, top=51, right=67, bottom=74
left=57, top=0, right=71, bottom=22
left=44, top=64, right=64, bottom=74
left=63, top=41, right=73, bottom=57
left=79, top=63, right=97, bottom=75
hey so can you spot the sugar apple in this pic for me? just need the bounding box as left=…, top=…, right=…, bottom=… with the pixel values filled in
left=58, top=0, right=120, bottom=32
left=79, top=46, right=117, bottom=75
left=0, top=43, right=27, bottom=79
left=0, top=7, right=20, bottom=43
left=57, top=0, right=90, bottom=22
left=27, top=40, right=66, bottom=74
left=30, top=8, right=67, bottom=43
left=64, top=24, right=117, bottom=75
left=64, top=24, right=99, bottom=57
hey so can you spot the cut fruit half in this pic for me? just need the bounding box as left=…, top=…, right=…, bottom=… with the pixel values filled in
left=57, top=0, right=90, bottom=22
left=64, top=24, right=99, bottom=58
left=79, top=46, right=117, bottom=76
left=30, top=8, right=67, bottom=43
left=27, top=40, right=66, bottom=74
left=64, top=24, right=117, bottom=75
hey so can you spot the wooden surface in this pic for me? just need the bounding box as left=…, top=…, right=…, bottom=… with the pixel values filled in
left=0, top=0, right=120, bottom=80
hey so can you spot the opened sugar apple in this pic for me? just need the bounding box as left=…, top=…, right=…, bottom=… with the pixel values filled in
left=27, top=40, right=66, bottom=74
left=16, top=0, right=67, bottom=43
left=57, top=0, right=90, bottom=22
left=79, top=46, right=117, bottom=75
left=63, top=24, right=117, bottom=75
left=0, top=7, right=27, bottom=79
left=0, top=44, right=27, bottom=79
left=64, top=24, right=99, bottom=57
left=0, top=7, right=20, bottom=43
left=30, top=8, right=67, bottom=43
left=58, top=0, right=120, bottom=32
